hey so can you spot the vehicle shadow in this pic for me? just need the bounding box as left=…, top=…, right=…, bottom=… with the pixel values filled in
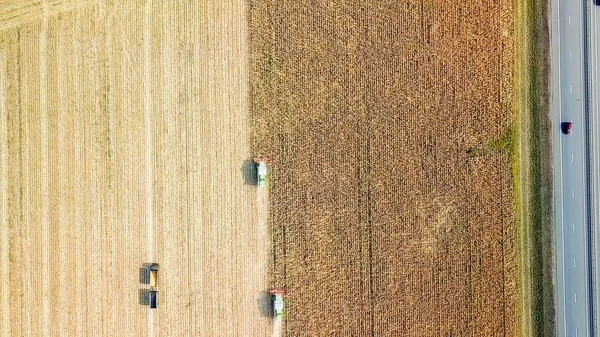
left=139, top=267, right=150, bottom=285
left=139, top=289, right=151, bottom=306
left=241, top=160, right=257, bottom=186
left=258, top=290, right=273, bottom=318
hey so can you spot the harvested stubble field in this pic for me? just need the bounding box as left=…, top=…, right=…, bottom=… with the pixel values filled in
left=0, top=1, right=271, bottom=336
left=251, top=1, right=516, bottom=336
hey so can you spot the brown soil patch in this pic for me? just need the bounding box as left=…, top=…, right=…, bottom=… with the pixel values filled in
left=251, top=1, right=516, bottom=336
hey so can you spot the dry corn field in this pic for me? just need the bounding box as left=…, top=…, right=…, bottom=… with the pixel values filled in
left=0, top=1, right=273, bottom=336
left=251, top=1, right=517, bottom=336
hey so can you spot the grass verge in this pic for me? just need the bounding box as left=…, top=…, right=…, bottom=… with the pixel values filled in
left=513, top=0, right=554, bottom=336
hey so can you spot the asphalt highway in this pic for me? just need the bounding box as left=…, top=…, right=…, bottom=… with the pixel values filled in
left=589, top=1, right=600, bottom=335
left=552, top=0, right=593, bottom=336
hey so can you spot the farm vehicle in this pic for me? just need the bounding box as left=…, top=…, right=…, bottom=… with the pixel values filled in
left=148, top=263, right=159, bottom=309
left=270, top=288, right=286, bottom=321
left=254, top=156, right=271, bottom=188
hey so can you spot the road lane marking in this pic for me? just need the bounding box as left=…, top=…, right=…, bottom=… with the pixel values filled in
left=558, top=117, right=567, bottom=333
left=576, top=328, right=578, bottom=337
left=572, top=189, right=575, bottom=198
left=574, top=258, right=576, bottom=268
left=570, top=49, right=573, bottom=59
left=572, top=153, right=574, bottom=162
left=569, top=15, right=571, bottom=25
left=570, top=84, right=573, bottom=93
left=575, top=292, right=577, bottom=303
left=573, top=223, right=575, bottom=232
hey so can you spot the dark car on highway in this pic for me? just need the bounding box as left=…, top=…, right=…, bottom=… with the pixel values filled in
left=562, top=122, right=573, bottom=135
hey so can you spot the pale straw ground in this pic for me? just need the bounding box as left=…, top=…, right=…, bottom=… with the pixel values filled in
left=0, top=1, right=272, bottom=336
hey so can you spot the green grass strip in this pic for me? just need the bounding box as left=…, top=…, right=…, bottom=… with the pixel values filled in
left=513, top=0, right=554, bottom=335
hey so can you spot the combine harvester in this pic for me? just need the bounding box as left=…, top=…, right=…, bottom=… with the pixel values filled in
left=270, top=288, right=286, bottom=321
left=254, top=156, right=271, bottom=188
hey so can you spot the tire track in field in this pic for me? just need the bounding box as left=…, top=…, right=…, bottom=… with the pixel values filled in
left=143, top=0, right=153, bottom=264
left=39, top=4, right=50, bottom=336
left=142, top=1, right=155, bottom=335
left=55, top=12, right=73, bottom=336
left=273, top=320, right=283, bottom=337
left=20, top=22, right=39, bottom=337
left=259, top=187, right=279, bottom=337
left=2, top=30, right=22, bottom=337
left=0, top=40, right=9, bottom=337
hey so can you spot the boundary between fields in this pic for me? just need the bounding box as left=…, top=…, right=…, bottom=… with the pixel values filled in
left=514, top=0, right=554, bottom=336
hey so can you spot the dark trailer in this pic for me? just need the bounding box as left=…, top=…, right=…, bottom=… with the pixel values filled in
left=149, top=291, right=158, bottom=309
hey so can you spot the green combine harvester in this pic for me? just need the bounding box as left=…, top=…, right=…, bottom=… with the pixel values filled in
left=254, top=156, right=271, bottom=188
left=270, top=288, right=286, bottom=321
